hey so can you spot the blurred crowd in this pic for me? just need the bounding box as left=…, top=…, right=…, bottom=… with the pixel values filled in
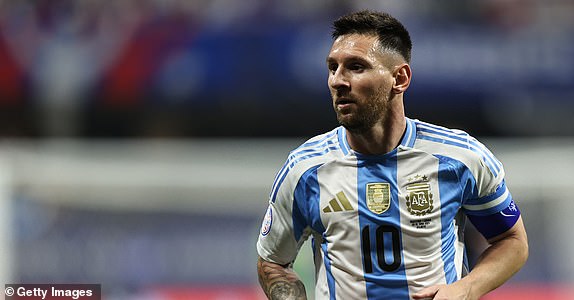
left=0, top=0, right=572, bottom=138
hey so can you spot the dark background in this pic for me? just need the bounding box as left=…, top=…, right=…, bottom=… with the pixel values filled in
left=0, top=0, right=572, bottom=139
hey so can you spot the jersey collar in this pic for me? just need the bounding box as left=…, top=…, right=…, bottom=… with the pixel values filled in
left=400, top=117, right=417, bottom=148
left=338, top=117, right=416, bottom=156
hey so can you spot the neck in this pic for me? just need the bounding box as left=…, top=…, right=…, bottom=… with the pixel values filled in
left=346, top=106, right=406, bottom=156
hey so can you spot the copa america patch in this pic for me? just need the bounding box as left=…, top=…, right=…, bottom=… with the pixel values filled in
left=261, top=206, right=273, bottom=236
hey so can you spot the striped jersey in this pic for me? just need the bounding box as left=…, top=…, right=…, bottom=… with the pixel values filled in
left=256, top=118, right=519, bottom=300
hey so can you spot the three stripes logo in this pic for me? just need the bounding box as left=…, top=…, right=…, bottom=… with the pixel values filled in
left=322, top=191, right=354, bottom=213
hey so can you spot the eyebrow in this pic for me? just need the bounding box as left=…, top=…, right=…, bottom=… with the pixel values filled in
left=326, top=55, right=370, bottom=64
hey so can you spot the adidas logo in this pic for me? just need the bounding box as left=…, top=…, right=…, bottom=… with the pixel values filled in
left=323, top=192, right=354, bottom=213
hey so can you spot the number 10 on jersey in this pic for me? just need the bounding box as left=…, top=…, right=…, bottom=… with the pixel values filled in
left=361, top=225, right=402, bottom=273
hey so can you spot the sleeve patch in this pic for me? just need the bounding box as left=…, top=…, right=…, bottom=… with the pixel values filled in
left=260, top=206, right=273, bottom=236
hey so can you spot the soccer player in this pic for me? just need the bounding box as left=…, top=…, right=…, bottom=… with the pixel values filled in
left=256, top=10, right=528, bottom=300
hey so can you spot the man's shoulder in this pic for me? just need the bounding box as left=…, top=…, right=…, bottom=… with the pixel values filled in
left=289, top=127, right=343, bottom=157
left=281, top=127, right=344, bottom=176
left=298, top=127, right=341, bottom=145
left=410, top=119, right=503, bottom=176
left=411, top=118, right=483, bottom=151
left=411, top=119, right=474, bottom=139
left=269, top=127, right=344, bottom=202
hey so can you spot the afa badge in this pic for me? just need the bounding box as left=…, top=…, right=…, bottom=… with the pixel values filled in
left=261, top=206, right=273, bottom=236
left=405, top=175, right=434, bottom=216
left=366, top=183, right=391, bottom=214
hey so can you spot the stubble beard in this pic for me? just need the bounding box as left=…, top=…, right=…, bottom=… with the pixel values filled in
left=335, top=89, right=389, bottom=135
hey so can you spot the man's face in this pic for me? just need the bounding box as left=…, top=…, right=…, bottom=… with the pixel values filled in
left=327, top=34, right=395, bottom=133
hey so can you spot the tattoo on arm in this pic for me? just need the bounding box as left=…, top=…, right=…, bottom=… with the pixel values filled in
left=257, top=257, right=307, bottom=300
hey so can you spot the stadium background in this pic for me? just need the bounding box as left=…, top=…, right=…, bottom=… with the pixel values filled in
left=0, top=0, right=573, bottom=299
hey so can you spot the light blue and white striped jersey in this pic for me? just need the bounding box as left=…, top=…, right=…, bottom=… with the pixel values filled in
left=257, top=118, right=519, bottom=300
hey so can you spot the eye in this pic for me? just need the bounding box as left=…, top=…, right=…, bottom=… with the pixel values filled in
left=349, top=63, right=365, bottom=72
left=328, top=63, right=338, bottom=74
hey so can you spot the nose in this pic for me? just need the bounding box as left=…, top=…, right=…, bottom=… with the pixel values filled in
left=329, top=68, right=350, bottom=93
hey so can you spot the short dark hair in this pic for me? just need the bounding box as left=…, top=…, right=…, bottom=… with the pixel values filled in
left=332, top=10, right=412, bottom=63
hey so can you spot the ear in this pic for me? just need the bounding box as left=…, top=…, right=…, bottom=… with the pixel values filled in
left=392, top=63, right=411, bottom=94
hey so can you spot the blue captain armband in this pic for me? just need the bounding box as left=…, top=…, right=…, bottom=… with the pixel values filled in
left=467, top=200, right=521, bottom=240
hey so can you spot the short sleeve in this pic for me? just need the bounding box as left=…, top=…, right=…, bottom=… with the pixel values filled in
left=256, top=164, right=313, bottom=265
left=457, top=143, right=520, bottom=239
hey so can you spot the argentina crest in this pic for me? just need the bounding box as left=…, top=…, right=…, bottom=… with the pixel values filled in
left=366, top=183, right=391, bottom=214
left=405, top=175, right=434, bottom=216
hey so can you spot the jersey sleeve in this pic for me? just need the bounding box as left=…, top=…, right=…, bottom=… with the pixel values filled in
left=459, top=138, right=520, bottom=239
left=256, top=160, right=313, bottom=266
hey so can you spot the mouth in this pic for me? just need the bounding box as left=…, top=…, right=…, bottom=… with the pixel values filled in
left=335, top=98, right=356, bottom=110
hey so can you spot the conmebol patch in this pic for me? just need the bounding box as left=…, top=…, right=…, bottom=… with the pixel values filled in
left=261, top=206, right=273, bottom=236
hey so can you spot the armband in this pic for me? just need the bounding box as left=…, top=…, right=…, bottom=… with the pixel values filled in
left=467, top=200, right=521, bottom=240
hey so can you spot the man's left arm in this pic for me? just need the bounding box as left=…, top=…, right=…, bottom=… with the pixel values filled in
left=413, top=216, right=528, bottom=300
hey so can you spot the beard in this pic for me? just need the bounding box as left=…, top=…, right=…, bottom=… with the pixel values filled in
left=334, top=88, right=389, bottom=134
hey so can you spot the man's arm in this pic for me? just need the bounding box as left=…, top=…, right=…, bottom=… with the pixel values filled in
left=257, top=256, right=307, bottom=300
left=413, top=216, right=528, bottom=300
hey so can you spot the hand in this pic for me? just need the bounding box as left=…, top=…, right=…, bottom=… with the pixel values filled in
left=412, top=281, right=474, bottom=300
